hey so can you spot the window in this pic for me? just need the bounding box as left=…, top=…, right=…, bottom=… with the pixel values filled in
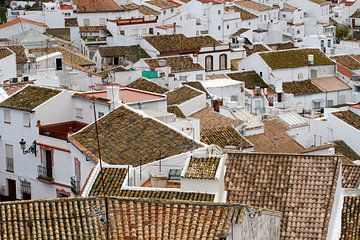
left=99, top=18, right=105, bottom=26
left=219, top=54, right=227, bottom=70
left=259, top=72, right=263, bottom=77
left=298, top=73, right=303, bottom=80
left=75, top=108, right=83, bottom=118
left=4, top=109, right=10, bottom=123
left=327, top=39, right=332, bottom=48
left=163, top=10, right=166, bottom=14
left=231, top=95, right=238, bottom=102
left=196, top=74, right=203, bottom=80
left=98, top=112, right=105, bottom=118
left=226, top=24, right=229, bottom=29
left=149, top=28, right=154, bottom=34
left=23, top=112, right=30, bottom=127
left=57, top=189, right=70, bottom=198
left=327, top=100, right=334, bottom=107
left=320, top=40, right=324, bottom=47
left=6, top=144, right=14, bottom=172
left=55, top=58, right=62, bottom=70
left=179, top=76, right=187, bottom=81
left=205, top=56, right=213, bottom=72
left=120, top=30, right=125, bottom=35
left=218, top=10, right=221, bottom=15
left=113, top=57, right=119, bottom=65
left=20, top=179, right=31, bottom=200
left=171, top=8, right=174, bottom=13
left=313, top=101, right=321, bottom=109
left=218, top=26, right=221, bottom=30
left=83, top=19, right=90, bottom=26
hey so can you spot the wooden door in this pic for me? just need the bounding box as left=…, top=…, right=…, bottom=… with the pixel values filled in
left=45, top=150, right=53, bottom=179
left=7, top=179, right=16, bottom=201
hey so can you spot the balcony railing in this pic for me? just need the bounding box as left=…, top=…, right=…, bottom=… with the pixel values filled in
left=6, top=158, right=14, bottom=172
left=70, top=176, right=80, bottom=195
left=37, top=165, right=53, bottom=182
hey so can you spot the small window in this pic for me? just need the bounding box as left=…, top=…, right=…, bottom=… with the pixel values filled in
left=171, top=8, right=174, bottom=13
left=120, top=30, right=125, bottom=35
left=231, top=95, right=238, bottom=102
left=196, top=74, right=203, bottom=80
left=76, top=108, right=83, bottom=118
left=259, top=72, right=263, bottom=77
left=298, top=73, right=303, bottom=80
left=226, top=24, right=229, bottom=29
left=98, top=112, right=105, bottom=118
left=205, top=55, right=213, bottom=72
left=55, top=58, right=62, bottom=70
left=163, top=10, right=166, bottom=14
left=4, top=109, right=10, bottom=123
left=99, top=18, right=105, bottom=26
left=219, top=54, right=227, bottom=70
left=5, top=144, right=14, bottom=172
left=218, top=10, right=221, bottom=15
left=327, top=100, right=334, bottom=107
left=83, top=19, right=90, bottom=26
left=218, top=26, right=221, bottom=30
left=149, top=28, right=154, bottom=34
left=23, top=112, right=30, bottom=127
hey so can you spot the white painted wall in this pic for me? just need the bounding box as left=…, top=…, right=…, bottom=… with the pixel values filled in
left=0, top=53, right=17, bottom=83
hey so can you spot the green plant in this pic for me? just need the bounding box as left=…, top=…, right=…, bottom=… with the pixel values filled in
left=336, top=26, right=350, bottom=40
left=0, top=6, right=6, bottom=24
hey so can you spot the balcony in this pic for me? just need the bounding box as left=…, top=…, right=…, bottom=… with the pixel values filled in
left=70, top=176, right=80, bottom=195
left=37, top=165, right=53, bottom=182
left=6, top=158, right=14, bottom=172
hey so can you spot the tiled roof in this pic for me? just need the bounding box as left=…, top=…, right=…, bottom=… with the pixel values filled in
left=184, top=157, right=220, bottom=179
left=29, top=47, right=96, bottom=73
left=225, top=6, right=258, bottom=20
left=128, top=78, right=168, bottom=94
left=46, top=28, right=71, bottom=41
left=69, top=105, right=202, bottom=166
left=309, top=0, right=329, bottom=5
left=144, top=55, right=204, bottom=73
left=227, top=71, right=268, bottom=89
left=146, top=0, right=179, bottom=9
left=267, top=42, right=296, bottom=50
left=167, top=105, right=186, bottom=118
left=0, top=18, right=47, bottom=29
left=6, top=45, right=27, bottom=64
left=259, top=48, right=334, bottom=69
left=144, top=34, right=220, bottom=55
left=39, top=121, right=88, bottom=140
left=97, top=66, right=128, bottom=79
left=350, top=10, right=360, bottom=18
left=166, top=85, right=203, bottom=105
left=236, top=0, right=277, bottom=11
left=139, top=5, right=160, bottom=15
left=0, top=48, right=12, bottom=60
left=0, top=85, right=61, bottom=111
left=244, top=44, right=269, bottom=56
left=200, top=127, right=253, bottom=149
left=331, top=55, right=360, bottom=70
left=190, top=107, right=242, bottom=130
left=73, top=0, right=136, bottom=13
left=98, top=45, right=149, bottom=63
left=79, top=25, right=106, bottom=33
left=282, top=80, right=323, bottom=96
left=183, top=81, right=210, bottom=97
left=225, top=152, right=341, bottom=240
left=89, top=168, right=128, bottom=196
left=333, top=140, right=360, bottom=162
left=231, top=28, right=250, bottom=36
left=247, top=119, right=304, bottom=153
left=342, top=164, right=360, bottom=189
left=340, top=196, right=360, bottom=240
left=311, top=76, right=350, bottom=92
left=65, top=18, right=78, bottom=27
left=0, top=196, right=264, bottom=239
left=332, top=110, right=360, bottom=131
left=1, top=82, right=34, bottom=96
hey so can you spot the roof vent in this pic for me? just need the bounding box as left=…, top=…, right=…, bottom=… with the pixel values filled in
left=158, top=59, right=166, bottom=67
left=308, top=54, right=314, bottom=65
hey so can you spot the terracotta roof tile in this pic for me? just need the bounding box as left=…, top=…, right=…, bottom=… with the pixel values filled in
left=340, top=196, right=360, bottom=240
left=89, top=168, right=128, bottom=196
left=225, top=152, right=341, bottom=240
left=244, top=44, right=269, bottom=56
left=333, top=140, right=360, bottom=162
left=144, top=34, right=220, bottom=55
left=167, top=105, right=186, bottom=118
left=247, top=119, right=304, bottom=153
left=225, top=6, right=258, bottom=20
left=350, top=10, right=360, bottom=18
left=65, top=18, right=78, bottom=27
left=6, top=44, right=27, bottom=64
left=331, top=55, right=360, bottom=70
left=128, top=78, right=168, bottom=94
left=0, top=18, right=47, bottom=29
left=0, top=85, right=61, bottom=111
left=1, top=82, right=34, bottom=95
left=260, top=48, right=334, bottom=69
left=282, top=80, right=323, bottom=96
left=144, top=55, right=204, bottom=72
left=190, top=107, right=242, bottom=130
left=73, top=0, right=133, bottom=13
left=98, top=45, right=149, bottom=63
left=46, top=28, right=71, bottom=41
left=139, top=5, right=160, bottom=15
left=184, top=156, right=220, bottom=179
left=311, top=77, right=350, bottom=92
left=166, top=85, right=203, bottom=105
left=236, top=0, right=277, bottom=11
left=342, top=164, right=360, bottom=189
left=332, top=110, right=360, bottom=131
left=146, top=0, right=179, bottom=9
left=200, top=126, right=253, bottom=149
left=267, top=42, right=296, bottom=50
left=0, top=48, right=12, bottom=60
left=69, top=105, right=202, bottom=166
left=227, top=71, right=268, bottom=89
left=0, top=196, right=262, bottom=239
left=183, top=81, right=210, bottom=97
left=79, top=25, right=106, bottom=33
left=309, top=0, right=329, bottom=5
left=97, top=66, right=128, bottom=79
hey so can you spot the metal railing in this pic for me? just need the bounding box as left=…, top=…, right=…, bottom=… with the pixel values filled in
left=37, top=165, right=53, bottom=182
left=20, top=179, right=31, bottom=194
left=6, top=158, right=14, bottom=172
left=71, top=176, right=80, bottom=195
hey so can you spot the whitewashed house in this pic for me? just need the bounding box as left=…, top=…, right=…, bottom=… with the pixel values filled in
left=0, top=18, right=47, bottom=39
left=0, top=85, right=111, bottom=200
left=0, top=48, right=17, bottom=83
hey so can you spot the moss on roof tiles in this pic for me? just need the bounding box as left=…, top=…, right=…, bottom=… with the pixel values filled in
left=259, top=48, right=334, bottom=69
left=333, top=140, right=360, bottom=162
left=128, top=78, right=168, bottom=94
left=166, top=85, right=203, bottom=105
left=0, top=85, right=61, bottom=111
left=227, top=71, right=268, bottom=89
left=167, top=105, right=186, bottom=118
left=0, top=48, right=12, bottom=60
left=333, top=110, right=360, bottom=131
left=282, top=80, right=322, bottom=96
left=184, top=157, right=220, bottom=179
left=340, top=196, right=360, bottom=240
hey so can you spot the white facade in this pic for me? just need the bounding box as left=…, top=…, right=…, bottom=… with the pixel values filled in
left=0, top=51, right=17, bottom=83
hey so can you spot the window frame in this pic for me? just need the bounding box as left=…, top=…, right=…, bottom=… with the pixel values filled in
left=4, top=109, right=11, bottom=124
left=219, top=54, right=227, bottom=70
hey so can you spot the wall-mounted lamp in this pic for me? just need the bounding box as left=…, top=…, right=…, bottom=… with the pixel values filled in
left=19, top=139, right=37, bottom=157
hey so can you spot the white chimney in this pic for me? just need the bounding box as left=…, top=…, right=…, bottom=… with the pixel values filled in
left=275, top=80, right=283, bottom=93
left=308, top=54, right=314, bottom=65
left=106, top=86, right=120, bottom=102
